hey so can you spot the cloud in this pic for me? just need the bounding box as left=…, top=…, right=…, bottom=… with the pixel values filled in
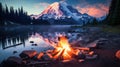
left=34, top=2, right=50, bottom=9
left=76, top=4, right=109, bottom=18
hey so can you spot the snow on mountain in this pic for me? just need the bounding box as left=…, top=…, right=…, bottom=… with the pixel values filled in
left=97, top=16, right=107, bottom=21
left=33, top=1, right=94, bottom=24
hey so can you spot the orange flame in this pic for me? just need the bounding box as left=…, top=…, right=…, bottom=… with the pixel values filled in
left=52, top=36, right=75, bottom=60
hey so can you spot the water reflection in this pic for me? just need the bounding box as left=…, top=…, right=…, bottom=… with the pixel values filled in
left=0, top=36, right=27, bottom=49
left=0, top=25, right=72, bottom=63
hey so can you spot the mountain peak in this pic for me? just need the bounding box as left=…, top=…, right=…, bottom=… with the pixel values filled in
left=50, top=2, right=59, bottom=7
left=59, top=1, right=68, bottom=5
left=34, top=1, right=93, bottom=25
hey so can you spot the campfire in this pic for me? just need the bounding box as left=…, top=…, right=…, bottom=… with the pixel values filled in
left=47, top=36, right=97, bottom=61
left=27, top=33, right=98, bottom=62
left=52, top=36, right=75, bottom=60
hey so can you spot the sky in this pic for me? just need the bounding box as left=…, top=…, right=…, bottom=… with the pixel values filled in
left=0, top=0, right=111, bottom=18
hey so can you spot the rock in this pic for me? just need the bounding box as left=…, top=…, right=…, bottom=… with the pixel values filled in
left=7, top=56, right=22, bottom=64
left=30, top=41, right=34, bottom=43
left=19, top=50, right=37, bottom=59
left=76, top=52, right=86, bottom=59
left=85, top=40, right=98, bottom=48
left=31, top=44, right=38, bottom=46
left=1, top=56, right=22, bottom=67
left=41, top=53, right=53, bottom=61
left=115, top=50, right=120, bottom=60
left=99, top=38, right=108, bottom=41
left=86, top=54, right=98, bottom=60
left=13, top=51, right=17, bottom=54
left=97, top=41, right=105, bottom=45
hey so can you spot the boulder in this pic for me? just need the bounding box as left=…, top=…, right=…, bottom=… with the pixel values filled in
left=31, top=44, right=38, bottom=46
left=19, top=50, right=37, bottom=59
left=115, top=50, right=120, bottom=60
left=41, top=53, right=53, bottom=61
left=13, top=51, right=17, bottom=54
left=86, top=54, right=98, bottom=60
left=30, top=41, right=34, bottom=43
left=76, top=52, right=86, bottom=59
left=1, top=56, right=22, bottom=67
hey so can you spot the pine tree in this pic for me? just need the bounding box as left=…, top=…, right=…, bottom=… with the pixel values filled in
left=106, top=0, right=120, bottom=25
left=0, top=3, right=2, bottom=16
left=5, top=4, right=9, bottom=20
left=0, top=2, right=3, bottom=22
left=0, top=2, right=4, bottom=25
left=0, top=4, right=32, bottom=25
left=91, top=18, right=98, bottom=25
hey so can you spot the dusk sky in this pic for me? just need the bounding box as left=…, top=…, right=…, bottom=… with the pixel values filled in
left=0, top=0, right=111, bottom=18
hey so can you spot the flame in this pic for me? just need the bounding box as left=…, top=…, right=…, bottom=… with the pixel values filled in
left=52, top=36, right=75, bottom=60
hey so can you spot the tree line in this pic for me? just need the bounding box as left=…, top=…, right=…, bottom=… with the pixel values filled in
left=85, top=0, right=120, bottom=26
left=0, top=3, right=32, bottom=26
left=0, top=2, right=51, bottom=26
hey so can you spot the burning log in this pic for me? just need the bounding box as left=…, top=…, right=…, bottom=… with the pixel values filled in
left=36, top=52, right=44, bottom=60
left=73, top=47, right=90, bottom=51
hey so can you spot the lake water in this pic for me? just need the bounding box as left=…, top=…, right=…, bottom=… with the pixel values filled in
left=0, top=25, right=74, bottom=63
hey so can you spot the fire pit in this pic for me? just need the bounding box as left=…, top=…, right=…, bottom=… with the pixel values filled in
left=42, top=36, right=98, bottom=62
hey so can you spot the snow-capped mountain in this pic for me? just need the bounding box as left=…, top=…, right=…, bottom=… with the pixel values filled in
left=97, top=16, right=107, bottom=21
left=33, top=1, right=94, bottom=25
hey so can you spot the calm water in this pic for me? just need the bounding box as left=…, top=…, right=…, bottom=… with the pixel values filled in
left=0, top=25, right=73, bottom=63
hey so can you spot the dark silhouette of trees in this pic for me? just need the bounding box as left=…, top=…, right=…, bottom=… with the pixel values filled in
left=91, top=18, right=98, bottom=25
left=106, top=0, right=120, bottom=25
left=0, top=3, right=31, bottom=26
left=0, top=3, right=51, bottom=26
left=0, top=2, right=4, bottom=25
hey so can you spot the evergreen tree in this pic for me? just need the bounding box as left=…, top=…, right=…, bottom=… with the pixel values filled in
left=106, top=0, right=120, bottom=25
left=91, top=18, right=98, bottom=25
left=9, top=6, right=14, bottom=21
left=0, top=3, right=2, bottom=19
left=5, top=4, right=9, bottom=20
left=0, top=3, right=32, bottom=25
left=0, top=2, right=5, bottom=25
